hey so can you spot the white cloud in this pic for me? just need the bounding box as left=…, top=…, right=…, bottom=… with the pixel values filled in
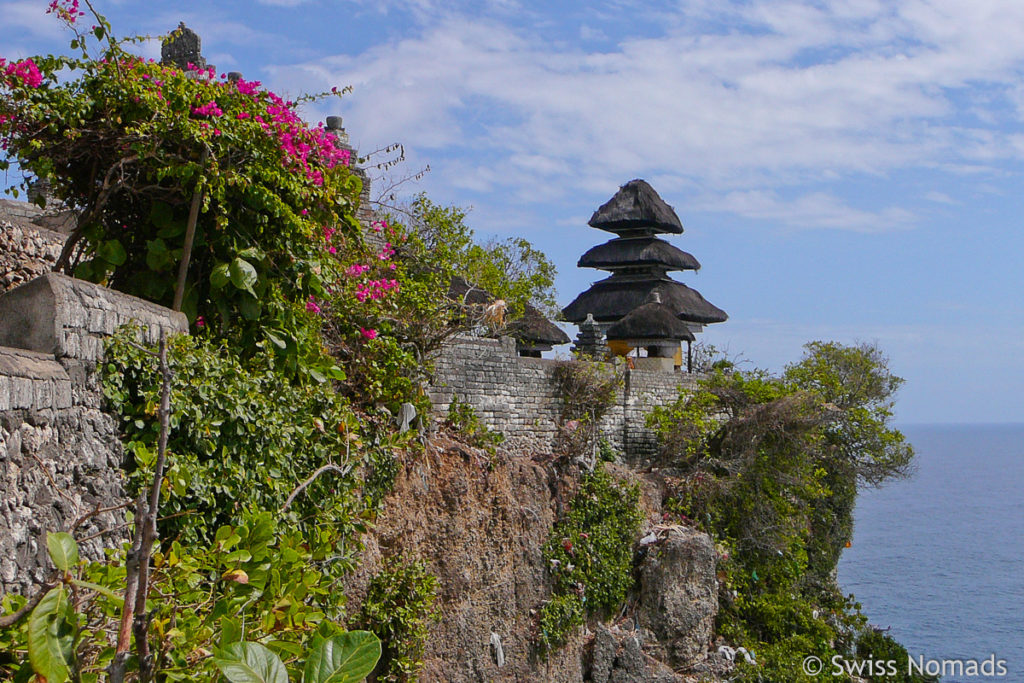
left=259, top=1, right=1024, bottom=231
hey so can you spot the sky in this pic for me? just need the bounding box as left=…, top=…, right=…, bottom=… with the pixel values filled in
left=2, top=0, right=1023, bottom=424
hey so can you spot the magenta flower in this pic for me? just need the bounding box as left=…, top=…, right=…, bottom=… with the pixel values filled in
left=306, top=296, right=321, bottom=314
left=360, top=327, right=378, bottom=340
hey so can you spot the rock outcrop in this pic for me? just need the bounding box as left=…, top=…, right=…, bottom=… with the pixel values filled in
left=348, top=436, right=728, bottom=682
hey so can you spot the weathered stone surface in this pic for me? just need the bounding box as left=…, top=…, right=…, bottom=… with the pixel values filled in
left=637, top=527, right=718, bottom=668
left=0, top=272, right=188, bottom=363
left=0, top=404, right=126, bottom=597
left=1, top=218, right=64, bottom=294
left=587, top=624, right=689, bottom=683
left=0, top=274, right=188, bottom=597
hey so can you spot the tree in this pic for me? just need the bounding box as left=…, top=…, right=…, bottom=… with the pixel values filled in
left=397, top=193, right=558, bottom=318
left=647, top=341, right=920, bottom=681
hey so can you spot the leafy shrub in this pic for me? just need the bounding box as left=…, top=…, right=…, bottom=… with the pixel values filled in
left=648, top=342, right=919, bottom=680
left=101, top=327, right=377, bottom=553
left=538, top=465, right=642, bottom=653
left=444, top=394, right=504, bottom=451
left=356, top=558, right=440, bottom=682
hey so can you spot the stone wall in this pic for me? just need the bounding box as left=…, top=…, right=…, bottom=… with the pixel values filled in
left=428, top=335, right=699, bottom=458
left=0, top=273, right=187, bottom=597
left=1, top=206, right=67, bottom=294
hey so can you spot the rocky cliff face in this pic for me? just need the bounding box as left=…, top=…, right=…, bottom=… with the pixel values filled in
left=346, top=434, right=732, bottom=682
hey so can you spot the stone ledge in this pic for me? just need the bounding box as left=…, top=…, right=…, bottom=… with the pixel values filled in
left=0, top=273, right=188, bottom=360
left=0, top=346, right=71, bottom=412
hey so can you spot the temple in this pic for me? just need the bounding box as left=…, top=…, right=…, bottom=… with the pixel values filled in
left=563, top=179, right=727, bottom=370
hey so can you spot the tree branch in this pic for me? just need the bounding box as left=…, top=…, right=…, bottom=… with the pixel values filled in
left=282, top=464, right=352, bottom=512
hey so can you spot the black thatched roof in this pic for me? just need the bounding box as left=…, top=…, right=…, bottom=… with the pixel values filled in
left=605, top=302, right=695, bottom=342
left=562, top=275, right=728, bottom=324
left=508, top=305, right=571, bottom=346
left=578, top=236, right=700, bottom=271
left=588, top=179, right=684, bottom=236
left=447, top=276, right=494, bottom=306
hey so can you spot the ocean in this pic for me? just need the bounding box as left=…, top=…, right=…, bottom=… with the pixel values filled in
left=837, top=424, right=1024, bottom=682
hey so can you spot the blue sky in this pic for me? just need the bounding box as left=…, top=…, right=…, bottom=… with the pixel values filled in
left=3, top=0, right=1023, bottom=424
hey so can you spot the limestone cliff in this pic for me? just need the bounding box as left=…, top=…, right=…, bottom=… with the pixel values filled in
left=346, top=433, right=732, bottom=682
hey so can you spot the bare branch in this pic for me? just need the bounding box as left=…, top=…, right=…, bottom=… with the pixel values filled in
left=0, top=581, right=56, bottom=628
left=282, top=464, right=352, bottom=512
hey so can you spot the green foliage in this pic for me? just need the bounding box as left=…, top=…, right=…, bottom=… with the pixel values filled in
left=538, top=465, right=642, bottom=654
left=648, top=341, right=919, bottom=681
left=855, top=629, right=938, bottom=683
left=27, top=587, right=75, bottom=683
left=444, top=394, right=504, bottom=451
left=399, top=194, right=558, bottom=318
left=2, top=512, right=383, bottom=682
left=1, top=24, right=360, bottom=379
left=46, top=532, right=79, bottom=572
left=212, top=629, right=382, bottom=683
left=214, top=642, right=290, bottom=683
left=101, top=327, right=374, bottom=551
left=301, top=632, right=383, bottom=683
left=355, top=558, right=440, bottom=682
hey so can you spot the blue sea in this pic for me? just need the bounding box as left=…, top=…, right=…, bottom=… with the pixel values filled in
left=837, top=424, right=1024, bottom=682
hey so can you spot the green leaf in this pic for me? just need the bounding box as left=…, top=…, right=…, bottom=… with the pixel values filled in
left=237, top=247, right=265, bottom=261
left=239, top=295, right=262, bottom=321
left=303, top=632, right=381, bottom=683
left=46, top=532, right=79, bottom=572
left=220, top=616, right=242, bottom=647
left=70, top=579, right=124, bottom=607
left=27, top=587, right=75, bottom=683
left=93, top=25, right=105, bottom=41
left=146, top=238, right=173, bottom=271
left=213, top=642, right=288, bottom=683
left=265, top=330, right=287, bottom=350
left=229, top=258, right=258, bottom=293
left=97, top=239, right=127, bottom=266
left=211, top=263, right=231, bottom=289
left=150, top=201, right=174, bottom=229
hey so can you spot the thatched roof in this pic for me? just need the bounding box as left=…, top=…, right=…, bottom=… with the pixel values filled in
left=578, top=236, right=700, bottom=271
left=508, top=305, right=570, bottom=346
left=447, top=276, right=494, bottom=306
left=562, top=275, right=728, bottom=324
left=605, top=302, right=695, bottom=342
left=588, top=179, right=684, bottom=236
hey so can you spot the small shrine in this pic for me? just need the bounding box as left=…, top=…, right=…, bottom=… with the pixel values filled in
left=605, top=293, right=695, bottom=371
left=507, top=305, right=570, bottom=357
left=563, top=179, right=727, bottom=370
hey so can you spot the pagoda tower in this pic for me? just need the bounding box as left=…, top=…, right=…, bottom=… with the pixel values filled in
left=562, top=179, right=726, bottom=366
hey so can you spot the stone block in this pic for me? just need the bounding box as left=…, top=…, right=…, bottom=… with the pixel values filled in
left=0, top=273, right=187, bottom=359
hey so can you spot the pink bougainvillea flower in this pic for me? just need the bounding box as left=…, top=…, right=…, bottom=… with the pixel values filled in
left=306, top=296, right=321, bottom=314
left=360, top=327, right=378, bottom=340
left=195, top=315, right=206, bottom=328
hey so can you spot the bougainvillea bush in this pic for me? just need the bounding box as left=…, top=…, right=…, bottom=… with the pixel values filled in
left=0, top=7, right=436, bottom=681
left=1, top=7, right=362, bottom=381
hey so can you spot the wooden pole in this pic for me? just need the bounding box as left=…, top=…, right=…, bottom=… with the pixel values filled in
left=172, top=147, right=208, bottom=312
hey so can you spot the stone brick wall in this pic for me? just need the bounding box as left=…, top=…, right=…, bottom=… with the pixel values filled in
left=1, top=217, right=66, bottom=295
left=428, top=335, right=699, bottom=458
left=0, top=273, right=187, bottom=597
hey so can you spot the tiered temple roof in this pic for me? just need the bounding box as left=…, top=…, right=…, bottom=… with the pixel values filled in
left=562, top=179, right=727, bottom=327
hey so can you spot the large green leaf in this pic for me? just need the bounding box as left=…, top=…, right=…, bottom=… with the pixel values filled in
left=213, top=642, right=288, bottom=683
left=27, top=587, right=75, bottom=683
left=211, top=262, right=231, bottom=289
left=303, top=632, right=381, bottom=683
left=46, top=532, right=79, bottom=572
left=97, top=239, right=127, bottom=266
left=229, top=258, right=258, bottom=294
